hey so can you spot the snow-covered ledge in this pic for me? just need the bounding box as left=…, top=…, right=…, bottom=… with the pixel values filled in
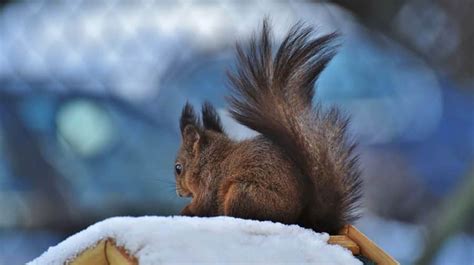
left=28, top=216, right=362, bottom=265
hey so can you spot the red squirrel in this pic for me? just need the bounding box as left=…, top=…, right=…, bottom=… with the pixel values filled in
left=174, top=20, right=362, bottom=234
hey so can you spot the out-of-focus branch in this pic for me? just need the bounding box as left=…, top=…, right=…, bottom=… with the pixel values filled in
left=58, top=90, right=162, bottom=128
left=416, top=165, right=474, bottom=265
left=0, top=78, right=164, bottom=128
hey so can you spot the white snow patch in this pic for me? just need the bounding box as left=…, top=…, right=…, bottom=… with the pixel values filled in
left=28, top=216, right=361, bottom=265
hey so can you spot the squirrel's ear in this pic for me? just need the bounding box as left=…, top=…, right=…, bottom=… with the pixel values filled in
left=182, top=124, right=201, bottom=154
left=180, top=102, right=199, bottom=133
left=202, top=101, right=225, bottom=133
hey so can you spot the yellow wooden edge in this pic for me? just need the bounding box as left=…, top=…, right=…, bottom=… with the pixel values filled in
left=327, top=235, right=360, bottom=254
left=106, top=239, right=138, bottom=265
left=343, top=225, right=400, bottom=265
left=69, top=239, right=137, bottom=265
left=69, top=239, right=108, bottom=265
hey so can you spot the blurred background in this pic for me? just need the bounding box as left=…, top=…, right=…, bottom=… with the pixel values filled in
left=0, top=0, right=472, bottom=264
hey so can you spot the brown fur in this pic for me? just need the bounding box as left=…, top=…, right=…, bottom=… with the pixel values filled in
left=174, top=20, right=362, bottom=234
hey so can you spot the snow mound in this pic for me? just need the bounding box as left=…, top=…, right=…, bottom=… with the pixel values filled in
left=28, top=216, right=361, bottom=265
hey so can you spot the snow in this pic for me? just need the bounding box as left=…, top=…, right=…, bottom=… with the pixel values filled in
left=28, top=216, right=361, bottom=265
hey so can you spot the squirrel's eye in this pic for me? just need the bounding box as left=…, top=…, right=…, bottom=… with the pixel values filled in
left=175, top=163, right=183, bottom=175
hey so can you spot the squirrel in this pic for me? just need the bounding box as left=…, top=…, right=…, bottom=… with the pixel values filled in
left=174, top=20, right=362, bottom=234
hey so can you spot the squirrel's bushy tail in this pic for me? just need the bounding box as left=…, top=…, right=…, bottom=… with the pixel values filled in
left=227, top=20, right=362, bottom=234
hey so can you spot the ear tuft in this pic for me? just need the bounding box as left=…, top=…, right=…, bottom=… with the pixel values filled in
left=182, top=124, right=201, bottom=153
left=180, top=102, right=200, bottom=133
left=202, top=101, right=224, bottom=133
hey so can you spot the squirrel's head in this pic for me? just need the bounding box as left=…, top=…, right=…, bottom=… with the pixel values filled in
left=175, top=101, right=230, bottom=198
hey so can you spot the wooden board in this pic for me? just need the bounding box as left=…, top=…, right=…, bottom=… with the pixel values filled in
left=337, top=225, right=400, bottom=265
left=327, top=235, right=360, bottom=254
left=69, top=239, right=137, bottom=265
left=69, top=225, right=398, bottom=265
left=69, top=240, right=108, bottom=265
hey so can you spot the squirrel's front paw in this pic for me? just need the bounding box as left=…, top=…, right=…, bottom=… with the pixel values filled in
left=180, top=205, right=195, bottom=216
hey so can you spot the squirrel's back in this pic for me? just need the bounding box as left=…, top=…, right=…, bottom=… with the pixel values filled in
left=227, top=20, right=362, bottom=234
